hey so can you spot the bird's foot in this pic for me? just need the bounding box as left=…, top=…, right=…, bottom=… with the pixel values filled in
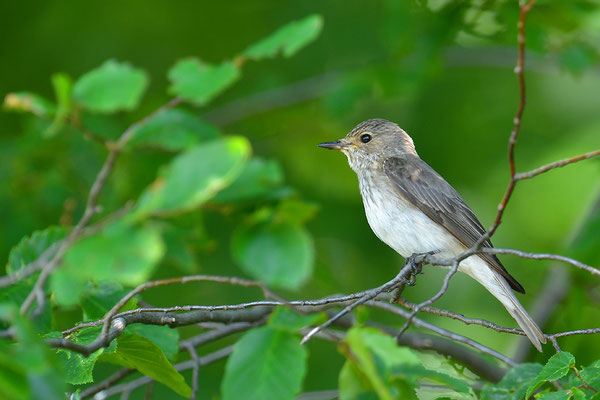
left=403, top=250, right=438, bottom=285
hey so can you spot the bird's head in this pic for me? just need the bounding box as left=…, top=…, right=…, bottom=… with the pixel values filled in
left=318, top=119, right=418, bottom=171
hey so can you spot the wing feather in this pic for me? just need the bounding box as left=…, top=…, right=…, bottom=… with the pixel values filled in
left=383, top=156, right=525, bottom=293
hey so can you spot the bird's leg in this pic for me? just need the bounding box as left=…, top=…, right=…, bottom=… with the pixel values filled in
left=406, top=250, right=438, bottom=283
left=391, top=250, right=439, bottom=303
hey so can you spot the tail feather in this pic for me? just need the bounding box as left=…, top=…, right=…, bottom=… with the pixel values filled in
left=459, top=257, right=546, bottom=351
left=492, top=275, right=546, bottom=352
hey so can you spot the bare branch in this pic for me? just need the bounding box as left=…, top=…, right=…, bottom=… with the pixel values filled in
left=571, top=365, right=599, bottom=394
left=100, top=274, right=282, bottom=340
left=549, top=328, right=600, bottom=339
left=486, top=0, right=536, bottom=238
left=479, top=248, right=600, bottom=277
left=515, top=150, right=600, bottom=181
left=183, top=343, right=200, bottom=400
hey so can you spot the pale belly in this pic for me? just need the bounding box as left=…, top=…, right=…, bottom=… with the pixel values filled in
left=360, top=180, right=462, bottom=260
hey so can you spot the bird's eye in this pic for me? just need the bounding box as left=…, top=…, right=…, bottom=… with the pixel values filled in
left=360, top=134, right=372, bottom=143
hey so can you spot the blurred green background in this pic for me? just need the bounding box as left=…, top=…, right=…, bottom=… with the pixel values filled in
left=1, top=0, right=599, bottom=398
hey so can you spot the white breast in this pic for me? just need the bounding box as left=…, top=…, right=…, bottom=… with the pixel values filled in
left=358, top=171, right=461, bottom=259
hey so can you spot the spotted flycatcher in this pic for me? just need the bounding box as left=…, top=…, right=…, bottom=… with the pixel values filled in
left=319, top=118, right=545, bottom=351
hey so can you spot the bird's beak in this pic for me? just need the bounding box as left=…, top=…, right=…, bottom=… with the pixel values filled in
left=318, top=139, right=350, bottom=150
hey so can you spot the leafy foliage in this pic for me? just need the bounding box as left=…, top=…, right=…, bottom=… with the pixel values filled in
left=54, top=327, right=117, bottom=385
left=221, top=326, right=308, bottom=400
left=526, top=352, right=576, bottom=399
left=72, top=60, right=148, bottom=113
left=232, top=216, right=314, bottom=289
left=100, top=333, right=191, bottom=397
left=481, top=353, right=600, bottom=400
left=1, top=2, right=600, bottom=399
left=242, top=14, right=324, bottom=60
left=125, top=108, right=220, bottom=151
left=132, top=136, right=251, bottom=218
left=0, top=13, right=325, bottom=398
left=50, top=221, right=164, bottom=305
left=339, top=326, right=472, bottom=400
left=168, top=59, right=240, bottom=106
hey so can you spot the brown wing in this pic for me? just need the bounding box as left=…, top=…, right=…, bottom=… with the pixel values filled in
left=383, top=156, right=525, bottom=293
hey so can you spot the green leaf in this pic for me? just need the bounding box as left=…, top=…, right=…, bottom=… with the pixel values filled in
left=538, top=390, right=576, bottom=400
left=232, top=219, right=314, bottom=289
left=132, top=136, right=250, bottom=219
left=559, top=41, right=599, bottom=76
left=3, top=92, right=56, bottom=118
left=125, top=109, right=220, bottom=151
left=0, top=305, right=66, bottom=400
left=101, top=333, right=191, bottom=397
left=125, top=325, right=179, bottom=361
left=51, top=222, right=164, bottom=305
left=340, top=326, right=421, bottom=400
left=569, top=387, right=586, bottom=400
left=73, top=60, right=148, bottom=113
left=242, top=14, right=323, bottom=60
left=222, top=326, right=307, bottom=400
left=526, top=353, right=576, bottom=399
left=581, top=361, right=600, bottom=391
left=214, top=157, right=287, bottom=203
left=339, top=361, right=383, bottom=400
left=0, top=340, right=29, bottom=400
left=168, top=59, right=240, bottom=105
left=267, top=307, right=324, bottom=332
left=481, top=363, right=543, bottom=400
left=46, top=73, right=73, bottom=137
left=275, top=199, right=319, bottom=225
left=55, top=327, right=117, bottom=385
left=160, top=224, right=198, bottom=273
left=2, top=227, right=65, bottom=328
left=346, top=326, right=421, bottom=369
left=390, top=364, right=470, bottom=394
left=7, top=226, right=66, bottom=274
left=80, top=281, right=138, bottom=321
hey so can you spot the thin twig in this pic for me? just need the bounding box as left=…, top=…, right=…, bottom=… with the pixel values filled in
left=571, top=365, right=599, bottom=394
left=479, top=248, right=600, bottom=277
left=515, top=149, right=600, bottom=181
left=486, top=0, right=536, bottom=238
left=183, top=343, right=200, bottom=400
left=549, top=328, right=600, bottom=339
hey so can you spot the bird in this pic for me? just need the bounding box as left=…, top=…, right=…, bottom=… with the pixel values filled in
left=318, top=118, right=546, bottom=351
